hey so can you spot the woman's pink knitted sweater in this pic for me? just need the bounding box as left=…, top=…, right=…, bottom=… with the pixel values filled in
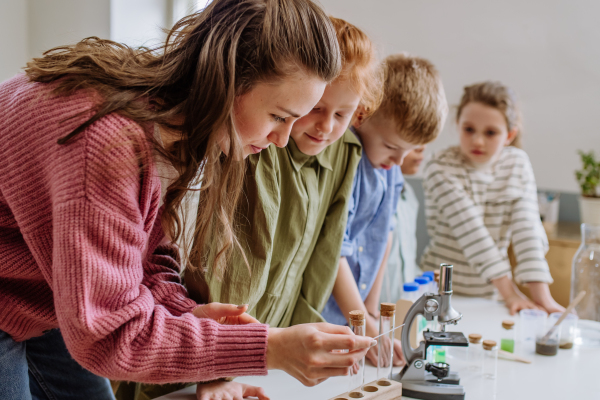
left=0, top=75, right=268, bottom=383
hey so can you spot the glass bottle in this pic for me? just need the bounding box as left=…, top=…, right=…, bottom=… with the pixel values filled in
left=467, top=333, right=483, bottom=371
left=349, top=310, right=366, bottom=393
left=377, top=303, right=396, bottom=381
left=482, top=340, right=498, bottom=379
left=571, top=224, right=600, bottom=325
left=500, top=320, right=516, bottom=353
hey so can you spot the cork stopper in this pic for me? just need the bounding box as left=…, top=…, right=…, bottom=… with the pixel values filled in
left=434, top=270, right=440, bottom=283
left=482, top=340, right=497, bottom=350
left=349, top=310, right=365, bottom=326
left=468, top=333, right=482, bottom=344
left=380, top=303, right=396, bottom=317
left=502, top=320, right=515, bottom=330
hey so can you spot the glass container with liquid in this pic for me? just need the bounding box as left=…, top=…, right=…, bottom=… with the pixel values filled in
left=349, top=310, right=366, bottom=393
left=571, top=224, right=600, bottom=324
left=500, top=320, right=516, bottom=353
left=549, top=312, right=578, bottom=349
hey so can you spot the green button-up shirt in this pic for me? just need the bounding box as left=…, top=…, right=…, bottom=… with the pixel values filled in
left=185, top=129, right=361, bottom=327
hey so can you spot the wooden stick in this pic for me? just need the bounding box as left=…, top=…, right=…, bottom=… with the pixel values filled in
left=539, top=290, right=586, bottom=345
left=498, top=350, right=532, bottom=364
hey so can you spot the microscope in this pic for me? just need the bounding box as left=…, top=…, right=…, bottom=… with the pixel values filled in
left=392, top=263, right=468, bottom=400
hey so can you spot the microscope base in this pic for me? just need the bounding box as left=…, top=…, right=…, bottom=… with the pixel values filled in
left=401, top=381, right=465, bottom=400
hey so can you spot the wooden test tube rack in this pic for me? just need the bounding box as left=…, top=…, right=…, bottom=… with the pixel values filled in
left=328, top=379, right=402, bottom=400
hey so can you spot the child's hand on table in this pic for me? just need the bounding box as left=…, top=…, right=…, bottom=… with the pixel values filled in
left=364, top=314, right=405, bottom=367
left=504, top=293, right=541, bottom=316
left=193, top=303, right=259, bottom=325
left=196, top=380, right=269, bottom=400
left=526, top=282, right=566, bottom=314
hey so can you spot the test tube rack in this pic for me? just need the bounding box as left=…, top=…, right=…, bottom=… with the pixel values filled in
left=328, top=379, right=402, bottom=400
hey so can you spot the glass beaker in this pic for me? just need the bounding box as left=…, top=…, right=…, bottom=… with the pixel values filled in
left=349, top=310, right=366, bottom=394
left=535, top=321, right=560, bottom=356
left=571, top=224, right=600, bottom=324
left=519, top=309, right=547, bottom=352
left=482, top=340, right=498, bottom=379
left=549, top=312, right=578, bottom=349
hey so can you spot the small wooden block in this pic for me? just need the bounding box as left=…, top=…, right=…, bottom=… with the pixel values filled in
left=328, top=379, right=402, bottom=400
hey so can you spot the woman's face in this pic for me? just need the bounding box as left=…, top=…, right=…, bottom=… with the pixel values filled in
left=458, top=102, right=516, bottom=165
left=232, top=71, right=327, bottom=158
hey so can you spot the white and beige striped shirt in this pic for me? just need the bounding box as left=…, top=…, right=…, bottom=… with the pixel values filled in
left=421, top=146, right=553, bottom=297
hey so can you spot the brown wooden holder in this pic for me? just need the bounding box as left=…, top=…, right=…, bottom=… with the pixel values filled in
left=328, top=379, right=402, bottom=400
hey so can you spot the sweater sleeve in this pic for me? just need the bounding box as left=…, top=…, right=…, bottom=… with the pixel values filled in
left=510, top=160, right=553, bottom=284
left=423, top=161, right=512, bottom=282
left=51, top=118, right=267, bottom=383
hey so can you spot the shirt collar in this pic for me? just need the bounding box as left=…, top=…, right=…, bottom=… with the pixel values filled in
left=287, top=137, right=334, bottom=172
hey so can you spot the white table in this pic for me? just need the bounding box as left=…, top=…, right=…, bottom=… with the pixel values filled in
left=157, top=296, right=597, bottom=400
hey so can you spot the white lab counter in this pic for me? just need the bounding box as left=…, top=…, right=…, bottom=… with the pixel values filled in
left=157, top=296, right=598, bottom=400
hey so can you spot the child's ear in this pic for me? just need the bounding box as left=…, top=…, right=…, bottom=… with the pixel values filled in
left=352, top=105, right=368, bottom=127
left=505, top=127, right=518, bottom=146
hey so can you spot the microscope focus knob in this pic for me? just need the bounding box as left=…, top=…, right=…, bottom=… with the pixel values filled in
left=425, top=299, right=439, bottom=313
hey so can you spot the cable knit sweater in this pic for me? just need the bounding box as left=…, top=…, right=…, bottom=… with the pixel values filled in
left=0, top=74, right=268, bottom=383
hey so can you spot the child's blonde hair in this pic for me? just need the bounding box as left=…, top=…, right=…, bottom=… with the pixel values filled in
left=330, top=17, right=383, bottom=116
left=372, top=53, right=447, bottom=145
left=456, top=81, right=523, bottom=148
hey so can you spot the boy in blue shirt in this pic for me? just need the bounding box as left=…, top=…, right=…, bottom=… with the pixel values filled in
left=322, top=54, right=448, bottom=366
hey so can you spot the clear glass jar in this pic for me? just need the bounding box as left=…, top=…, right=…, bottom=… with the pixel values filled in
left=377, top=303, right=396, bottom=380
left=467, top=333, right=483, bottom=371
left=571, top=224, right=600, bottom=324
left=500, top=320, right=516, bottom=353
left=482, top=340, right=498, bottom=379
left=519, top=309, right=547, bottom=352
left=349, top=310, right=366, bottom=393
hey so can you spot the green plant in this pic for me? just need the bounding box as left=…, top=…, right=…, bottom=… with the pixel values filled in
left=576, top=150, right=600, bottom=197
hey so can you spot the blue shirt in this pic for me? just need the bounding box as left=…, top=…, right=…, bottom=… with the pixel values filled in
left=321, top=129, right=404, bottom=325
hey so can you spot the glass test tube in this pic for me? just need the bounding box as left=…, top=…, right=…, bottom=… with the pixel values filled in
left=500, top=320, right=516, bottom=353
left=377, top=303, right=396, bottom=381
left=467, top=333, right=483, bottom=371
left=349, top=310, right=366, bottom=393
left=482, top=340, right=498, bottom=379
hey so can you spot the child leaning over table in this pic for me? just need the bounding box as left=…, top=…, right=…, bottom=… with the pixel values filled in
left=421, top=81, right=565, bottom=315
left=321, top=54, right=448, bottom=366
left=380, top=145, right=426, bottom=305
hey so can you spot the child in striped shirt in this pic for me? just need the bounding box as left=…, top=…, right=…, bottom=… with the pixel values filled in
left=422, top=81, right=565, bottom=315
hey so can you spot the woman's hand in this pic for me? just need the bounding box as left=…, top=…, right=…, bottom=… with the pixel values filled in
left=193, top=303, right=259, bottom=325
left=196, top=380, right=269, bottom=400
left=266, top=323, right=374, bottom=387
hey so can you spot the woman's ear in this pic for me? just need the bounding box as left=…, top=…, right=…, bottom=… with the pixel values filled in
left=505, top=127, right=519, bottom=146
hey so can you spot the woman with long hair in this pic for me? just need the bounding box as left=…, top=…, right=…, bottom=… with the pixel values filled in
left=0, top=1, right=373, bottom=399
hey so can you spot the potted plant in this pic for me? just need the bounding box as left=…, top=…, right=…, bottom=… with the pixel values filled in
left=575, top=150, right=600, bottom=225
